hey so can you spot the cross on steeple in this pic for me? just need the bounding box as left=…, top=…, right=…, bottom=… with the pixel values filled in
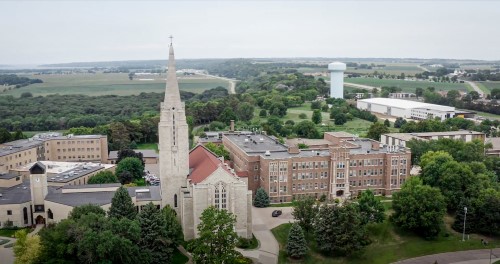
left=169, top=35, right=173, bottom=45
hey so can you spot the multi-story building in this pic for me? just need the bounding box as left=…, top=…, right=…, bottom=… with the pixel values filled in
left=380, top=130, right=485, bottom=147
left=0, top=133, right=108, bottom=174
left=223, top=131, right=412, bottom=203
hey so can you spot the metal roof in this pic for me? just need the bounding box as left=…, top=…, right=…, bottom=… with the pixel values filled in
left=359, top=98, right=455, bottom=112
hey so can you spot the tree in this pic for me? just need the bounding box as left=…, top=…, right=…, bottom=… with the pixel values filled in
left=162, top=205, right=184, bottom=245
left=115, top=157, right=144, bottom=181
left=68, top=204, right=106, bottom=220
left=205, top=142, right=230, bottom=161
left=292, top=196, right=319, bottom=233
left=333, top=113, right=347, bottom=125
left=253, top=187, right=270, bottom=207
left=192, top=206, right=239, bottom=264
left=259, top=109, right=267, bottom=117
left=310, top=101, right=322, bottom=110
left=314, top=203, right=370, bottom=255
left=20, top=92, right=33, bottom=98
left=366, top=122, right=389, bottom=141
left=384, top=119, right=390, bottom=127
left=0, top=127, right=12, bottom=144
left=13, top=129, right=25, bottom=140
left=118, top=170, right=133, bottom=184
left=312, top=109, right=322, bottom=124
left=109, top=122, right=131, bottom=151
left=108, top=186, right=136, bottom=220
left=236, top=102, right=254, bottom=121
left=286, top=223, right=307, bottom=259
left=87, top=170, right=118, bottom=184
left=469, top=91, right=480, bottom=100
left=391, top=177, right=446, bottom=238
left=447, top=90, right=460, bottom=101
left=294, top=120, right=320, bottom=139
left=138, top=203, right=174, bottom=264
left=117, top=149, right=145, bottom=166
left=218, top=107, right=238, bottom=125
left=357, top=189, right=385, bottom=225
left=394, top=117, right=407, bottom=128
left=13, top=229, right=41, bottom=264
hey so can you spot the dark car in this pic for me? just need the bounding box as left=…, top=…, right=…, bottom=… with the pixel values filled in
left=272, top=210, right=282, bottom=217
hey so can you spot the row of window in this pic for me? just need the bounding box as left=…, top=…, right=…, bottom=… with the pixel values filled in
left=390, top=168, right=407, bottom=176
left=57, top=147, right=100, bottom=153
left=57, top=155, right=100, bottom=160
left=270, top=185, right=288, bottom=193
left=292, top=161, right=328, bottom=170
left=349, top=159, right=384, bottom=167
left=56, top=140, right=97, bottom=145
left=292, top=182, right=328, bottom=191
left=292, top=171, right=328, bottom=180
left=350, top=179, right=383, bottom=187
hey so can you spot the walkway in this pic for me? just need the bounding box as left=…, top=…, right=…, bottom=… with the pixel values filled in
left=0, top=236, right=15, bottom=264
left=394, top=248, right=500, bottom=264
left=237, top=206, right=295, bottom=264
left=29, top=224, right=44, bottom=237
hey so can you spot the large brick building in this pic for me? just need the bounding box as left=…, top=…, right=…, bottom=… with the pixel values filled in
left=223, top=131, right=412, bottom=203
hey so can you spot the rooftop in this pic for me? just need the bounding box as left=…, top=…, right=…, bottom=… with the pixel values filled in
left=0, top=139, right=41, bottom=157
left=324, top=131, right=357, bottom=138
left=486, top=137, right=500, bottom=149
left=359, top=98, right=455, bottom=112
left=223, top=133, right=288, bottom=154
left=0, top=172, right=20, bottom=180
left=411, top=130, right=484, bottom=137
left=108, top=149, right=159, bottom=160
left=0, top=181, right=31, bottom=205
left=16, top=161, right=114, bottom=175
left=188, top=145, right=234, bottom=184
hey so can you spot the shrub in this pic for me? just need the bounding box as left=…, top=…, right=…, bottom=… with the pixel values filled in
left=299, top=113, right=307, bottom=119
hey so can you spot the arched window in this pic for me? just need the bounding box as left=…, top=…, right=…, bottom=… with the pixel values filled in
left=174, top=194, right=178, bottom=208
left=47, top=209, right=53, bottom=220
left=23, top=207, right=28, bottom=224
left=214, top=182, right=227, bottom=209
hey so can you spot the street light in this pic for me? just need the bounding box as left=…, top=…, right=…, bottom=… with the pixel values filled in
left=462, top=206, right=467, bottom=241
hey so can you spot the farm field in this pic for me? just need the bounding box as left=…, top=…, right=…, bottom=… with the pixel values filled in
left=0, top=73, right=229, bottom=97
left=345, top=77, right=469, bottom=92
left=480, top=81, right=500, bottom=92
left=298, top=63, right=424, bottom=76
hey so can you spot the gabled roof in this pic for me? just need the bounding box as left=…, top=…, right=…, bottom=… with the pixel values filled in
left=188, top=144, right=232, bottom=184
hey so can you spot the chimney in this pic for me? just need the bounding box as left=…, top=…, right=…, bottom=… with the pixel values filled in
left=230, top=120, right=235, bottom=132
left=288, top=146, right=300, bottom=154
left=371, top=141, right=380, bottom=151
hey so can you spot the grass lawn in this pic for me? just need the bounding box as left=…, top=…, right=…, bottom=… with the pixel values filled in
left=270, top=202, right=294, bottom=207
left=480, top=81, right=500, bottom=92
left=345, top=78, right=468, bottom=93
left=136, top=143, right=158, bottom=152
left=272, top=220, right=500, bottom=264
left=172, top=247, right=189, bottom=264
left=0, top=228, right=23, bottom=238
left=0, top=73, right=229, bottom=97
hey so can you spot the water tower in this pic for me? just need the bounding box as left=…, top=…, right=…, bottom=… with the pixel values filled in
left=328, top=62, right=346, bottom=99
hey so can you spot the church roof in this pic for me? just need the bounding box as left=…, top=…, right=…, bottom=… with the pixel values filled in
left=188, top=145, right=232, bottom=184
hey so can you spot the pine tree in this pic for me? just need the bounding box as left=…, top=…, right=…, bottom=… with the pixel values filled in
left=108, top=186, right=136, bottom=220
left=138, top=203, right=174, bottom=264
left=253, top=187, right=270, bottom=207
left=286, top=223, right=307, bottom=259
left=162, top=205, right=183, bottom=245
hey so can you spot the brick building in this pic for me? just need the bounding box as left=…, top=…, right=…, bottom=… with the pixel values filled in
left=223, top=131, right=412, bottom=203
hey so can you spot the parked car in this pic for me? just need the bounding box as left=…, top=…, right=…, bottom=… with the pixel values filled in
left=272, top=210, right=282, bottom=217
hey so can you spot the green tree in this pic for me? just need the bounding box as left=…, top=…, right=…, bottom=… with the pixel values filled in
left=384, top=119, right=390, bottom=127
left=314, top=203, right=370, bottom=255
left=259, top=109, right=267, bottom=117
left=310, top=101, right=322, bottom=110
left=236, top=102, right=255, bottom=121
left=205, top=142, right=230, bottom=161
left=162, top=205, right=184, bottom=246
left=292, top=196, right=319, bottom=233
left=117, top=149, right=145, bottom=166
left=334, top=113, right=347, bottom=125
left=0, top=127, right=12, bottom=144
left=68, top=204, right=106, bottom=220
left=109, top=122, right=131, bottom=151
left=253, top=187, right=270, bottom=207
left=119, top=170, right=133, bottom=185
left=286, top=223, right=307, bottom=259
left=13, top=229, right=41, bottom=264
left=218, top=107, right=238, bottom=125
left=294, top=120, right=320, bottom=139
left=115, top=157, right=144, bottom=181
left=366, top=122, right=390, bottom=141
left=312, top=109, right=322, bottom=124
left=13, top=129, right=25, bottom=140
left=391, top=177, right=446, bottom=238
left=138, top=203, right=174, bottom=264
left=192, top=206, right=239, bottom=264
left=299, top=113, right=307, bottom=119
left=87, top=170, right=118, bottom=184
left=357, top=189, right=385, bottom=225
left=108, top=186, right=136, bottom=220
left=394, top=117, right=407, bottom=128
left=415, top=87, right=424, bottom=98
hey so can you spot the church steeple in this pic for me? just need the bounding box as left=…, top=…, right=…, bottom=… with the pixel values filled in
left=164, top=38, right=182, bottom=107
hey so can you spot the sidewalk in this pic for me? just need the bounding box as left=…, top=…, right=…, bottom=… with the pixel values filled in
left=394, top=248, right=500, bottom=264
left=0, top=236, right=16, bottom=264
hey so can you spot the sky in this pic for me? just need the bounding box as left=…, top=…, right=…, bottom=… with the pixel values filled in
left=1, top=0, right=499, bottom=64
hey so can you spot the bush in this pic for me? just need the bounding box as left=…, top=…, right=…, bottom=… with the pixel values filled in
left=299, top=113, right=307, bottom=119
left=259, top=109, right=267, bottom=117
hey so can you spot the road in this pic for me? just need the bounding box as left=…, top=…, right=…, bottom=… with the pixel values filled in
left=196, top=73, right=237, bottom=94
left=465, top=81, right=485, bottom=98
left=344, top=82, right=377, bottom=91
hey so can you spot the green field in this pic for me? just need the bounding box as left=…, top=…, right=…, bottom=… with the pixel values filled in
left=345, top=78, right=469, bottom=93
left=136, top=143, right=158, bottom=152
left=0, top=73, right=229, bottom=97
left=297, top=63, right=424, bottom=76
left=480, top=81, right=500, bottom=92
left=272, top=220, right=499, bottom=264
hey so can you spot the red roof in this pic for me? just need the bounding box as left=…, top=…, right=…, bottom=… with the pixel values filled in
left=188, top=145, right=232, bottom=184
left=236, top=171, right=248, bottom=177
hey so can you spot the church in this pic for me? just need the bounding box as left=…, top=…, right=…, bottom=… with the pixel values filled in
left=0, top=41, right=252, bottom=240
left=158, top=41, right=252, bottom=240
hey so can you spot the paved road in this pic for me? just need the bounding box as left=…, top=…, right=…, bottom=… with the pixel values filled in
left=197, top=73, right=237, bottom=94
left=394, top=248, right=500, bottom=264
left=0, top=236, right=15, bottom=264
left=237, top=206, right=295, bottom=264
left=465, top=81, right=485, bottom=98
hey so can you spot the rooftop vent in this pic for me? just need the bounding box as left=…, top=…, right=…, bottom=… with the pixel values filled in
left=265, top=150, right=271, bottom=156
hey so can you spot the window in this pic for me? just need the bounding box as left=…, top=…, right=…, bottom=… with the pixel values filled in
left=214, top=183, right=227, bottom=209
left=48, top=209, right=54, bottom=220
left=174, top=194, right=178, bottom=207
left=7, top=210, right=12, bottom=215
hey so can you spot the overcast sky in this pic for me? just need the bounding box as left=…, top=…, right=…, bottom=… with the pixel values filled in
left=1, top=0, right=499, bottom=64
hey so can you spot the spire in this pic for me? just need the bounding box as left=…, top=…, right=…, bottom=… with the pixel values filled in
left=164, top=38, right=182, bottom=107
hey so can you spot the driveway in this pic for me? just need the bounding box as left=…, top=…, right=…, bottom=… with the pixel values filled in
left=237, top=206, right=295, bottom=264
left=394, top=248, right=500, bottom=264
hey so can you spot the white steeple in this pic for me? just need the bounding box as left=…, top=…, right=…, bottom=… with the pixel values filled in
left=158, top=39, right=190, bottom=211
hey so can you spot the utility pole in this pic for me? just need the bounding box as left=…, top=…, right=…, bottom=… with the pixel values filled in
left=462, top=206, right=467, bottom=241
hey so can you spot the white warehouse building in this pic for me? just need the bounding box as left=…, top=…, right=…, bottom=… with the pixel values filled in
left=357, top=98, right=457, bottom=121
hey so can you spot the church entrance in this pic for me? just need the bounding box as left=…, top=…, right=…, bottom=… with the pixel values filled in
left=35, top=215, right=45, bottom=225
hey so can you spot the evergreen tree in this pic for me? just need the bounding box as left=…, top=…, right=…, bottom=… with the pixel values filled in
left=384, top=119, right=390, bottom=127
left=108, top=186, right=136, bottom=220
left=138, top=203, right=174, bottom=264
left=253, top=187, right=270, bottom=207
left=312, top=109, right=322, bottom=124
left=162, top=205, right=184, bottom=246
left=286, top=223, right=307, bottom=259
